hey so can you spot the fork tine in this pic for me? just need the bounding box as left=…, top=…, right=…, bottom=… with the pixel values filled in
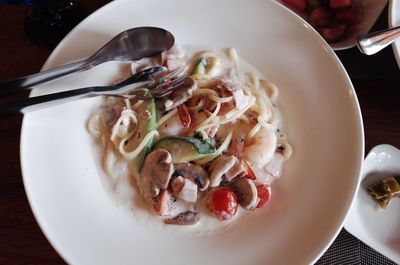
left=154, top=71, right=187, bottom=90
left=151, top=66, right=186, bottom=87
left=117, top=66, right=167, bottom=88
left=118, top=67, right=187, bottom=100
left=152, top=76, right=187, bottom=97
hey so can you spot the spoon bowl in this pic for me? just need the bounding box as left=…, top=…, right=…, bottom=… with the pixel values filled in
left=0, top=27, right=174, bottom=96
left=357, top=26, right=400, bottom=55
left=85, top=27, right=175, bottom=67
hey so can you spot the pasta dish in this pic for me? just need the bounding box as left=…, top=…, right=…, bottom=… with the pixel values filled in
left=88, top=45, right=291, bottom=226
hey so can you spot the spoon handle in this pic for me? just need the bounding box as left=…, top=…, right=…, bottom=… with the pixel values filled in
left=357, top=26, right=400, bottom=55
left=0, top=59, right=87, bottom=97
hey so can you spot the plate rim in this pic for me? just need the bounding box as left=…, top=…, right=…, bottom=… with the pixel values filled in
left=19, top=2, right=120, bottom=264
left=19, top=0, right=365, bottom=264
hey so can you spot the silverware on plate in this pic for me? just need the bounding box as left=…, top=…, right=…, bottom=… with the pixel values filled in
left=0, top=66, right=187, bottom=118
left=357, top=26, right=400, bottom=55
left=0, top=27, right=175, bottom=96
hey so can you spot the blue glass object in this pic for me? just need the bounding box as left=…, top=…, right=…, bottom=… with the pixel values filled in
left=25, top=0, right=84, bottom=48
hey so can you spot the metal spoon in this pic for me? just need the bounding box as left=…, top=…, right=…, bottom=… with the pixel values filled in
left=0, top=26, right=174, bottom=96
left=357, top=26, right=400, bottom=55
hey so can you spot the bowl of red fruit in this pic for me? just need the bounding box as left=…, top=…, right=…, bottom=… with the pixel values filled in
left=279, top=0, right=388, bottom=50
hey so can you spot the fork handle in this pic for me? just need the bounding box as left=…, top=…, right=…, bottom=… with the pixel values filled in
left=0, top=86, right=99, bottom=118
left=0, top=67, right=160, bottom=118
left=0, top=66, right=167, bottom=118
left=0, top=60, right=88, bottom=97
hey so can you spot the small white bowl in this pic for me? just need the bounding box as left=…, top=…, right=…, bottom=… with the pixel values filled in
left=345, top=144, right=400, bottom=264
left=276, top=0, right=388, bottom=50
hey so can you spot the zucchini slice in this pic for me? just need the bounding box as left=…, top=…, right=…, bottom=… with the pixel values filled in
left=152, top=136, right=216, bottom=163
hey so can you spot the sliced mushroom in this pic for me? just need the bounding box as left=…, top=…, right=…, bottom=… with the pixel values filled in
left=156, top=77, right=197, bottom=111
left=139, top=148, right=174, bottom=200
left=164, top=211, right=200, bottom=225
left=231, top=177, right=258, bottom=210
left=173, top=162, right=210, bottom=191
left=102, top=97, right=125, bottom=127
left=208, top=155, right=236, bottom=187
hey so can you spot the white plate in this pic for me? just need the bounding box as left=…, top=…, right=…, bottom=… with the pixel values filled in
left=389, top=0, right=400, bottom=69
left=345, top=144, right=400, bottom=264
left=275, top=0, right=388, bottom=50
left=20, top=0, right=364, bottom=264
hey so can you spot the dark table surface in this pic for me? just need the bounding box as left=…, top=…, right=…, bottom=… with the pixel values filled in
left=0, top=2, right=399, bottom=265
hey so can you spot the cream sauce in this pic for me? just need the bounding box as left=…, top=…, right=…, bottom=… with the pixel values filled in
left=90, top=45, right=284, bottom=235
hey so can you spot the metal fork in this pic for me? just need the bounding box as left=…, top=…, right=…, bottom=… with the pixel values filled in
left=0, top=66, right=187, bottom=118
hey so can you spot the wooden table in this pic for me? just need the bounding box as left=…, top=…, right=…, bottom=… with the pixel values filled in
left=0, top=3, right=399, bottom=265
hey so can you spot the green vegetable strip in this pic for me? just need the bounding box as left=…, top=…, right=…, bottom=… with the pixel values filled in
left=153, top=136, right=215, bottom=154
left=192, top=57, right=207, bottom=75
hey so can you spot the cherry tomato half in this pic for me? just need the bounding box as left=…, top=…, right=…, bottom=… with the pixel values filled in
left=256, top=184, right=271, bottom=208
left=177, top=104, right=191, bottom=128
left=210, top=187, right=238, bottom=221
